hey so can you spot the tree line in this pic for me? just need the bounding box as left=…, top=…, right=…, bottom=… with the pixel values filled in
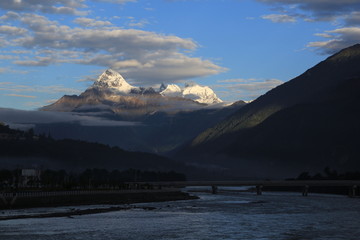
left=296, top=167, right=360, bottom=180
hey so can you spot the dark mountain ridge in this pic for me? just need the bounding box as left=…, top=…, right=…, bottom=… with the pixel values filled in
left=192, top=44, right=360, bottom=146
left=179, top=44, right=360, bottom=178
left=0, top=123, right=201, bottom=178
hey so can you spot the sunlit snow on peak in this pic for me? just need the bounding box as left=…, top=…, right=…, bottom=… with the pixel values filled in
left=92, top=69, right=136, bottom=94
left=90, top=69, right=222, bottom=104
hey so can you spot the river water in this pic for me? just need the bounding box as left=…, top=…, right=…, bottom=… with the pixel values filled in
left=1, top=188, right=360, bottom=240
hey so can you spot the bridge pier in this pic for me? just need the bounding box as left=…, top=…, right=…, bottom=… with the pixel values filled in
left=256, top=185, right=263, bottom=195
left=349, top=185, right=358, bottom=197
left=302, top=185, right=309, bottom=196
left=10, top=193, right=17, bottom=206
left=211, top=185, right=218, bottom=194
left=0, top=194, right=7, bottom=205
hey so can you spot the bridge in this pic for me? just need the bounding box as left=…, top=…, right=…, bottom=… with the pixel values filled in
left=139, top=180, right=360, bottom=197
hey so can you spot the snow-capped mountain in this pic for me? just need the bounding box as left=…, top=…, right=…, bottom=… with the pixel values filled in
left=91, top=69, right=222, bottom=104
left=42, top=69, right=224, bottom=114
left=183, top=83, right=222, bottom=104
left=92, top=69, right=136, bottom=94
left=160, top=83, right=222, bottom=104
left=160, top=84, right=183, bottom=98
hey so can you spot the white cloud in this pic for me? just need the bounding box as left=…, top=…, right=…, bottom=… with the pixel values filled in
left=0, top=13, right=225, bottom=85
left=0, top=0, right=88, bottom=15
left=257, top=0, right=360, bottom=21
left=16, top=13, right=196, bottom=53
left=10, top=50, right=31, bottom=54
left=0, top=108, right=140, bottom=127
left=76, top=75, right=98, bottom=83
left=0, top=25, right=27, bottom=36
left=120, top=54, right=227, bottom=83
left=4, top=93, right=37, bottom=98
left=262, top=14, right=296, bottom=23
left=0, top=11, right=20, bottom=21
left=308, top=27, right=360, bottom=54
left=14, top=56, right=58, bottom=66
left=0, top=67, right=28, bottom=74
left=218, top=78, right=258, bottom=83
left=127, top=19, right=150, bottom=28
left=74, top=17, right=112, bottom=27
left=0, top=54, right=19, bottom=60
left=344, top=11, right=360, bottom=26
left=256, top=0, right=360, bottom=54
left=314, top=33, right=333, bottom=38
left=214, top=78, right=284, bottom=101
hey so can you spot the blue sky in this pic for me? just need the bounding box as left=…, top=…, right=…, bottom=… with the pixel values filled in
left=1, top=0, right=360, bottom=110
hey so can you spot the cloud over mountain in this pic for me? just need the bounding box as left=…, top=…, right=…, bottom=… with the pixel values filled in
left=0, top=107, right=139, bottom=129
left=256, top=0, right=360, bottom=54
left=0, top=11, right=225, bottom=85
left=213, top=78, right=284, bottom=101
left=308, top=27, right=360, bottom=54
left=257, top=0, right=360, bottom=21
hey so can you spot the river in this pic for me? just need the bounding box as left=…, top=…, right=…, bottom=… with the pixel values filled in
left=1, top=187, right=360, bottom=240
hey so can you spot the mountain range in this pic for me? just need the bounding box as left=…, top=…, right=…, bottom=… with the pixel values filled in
left=33, top=70, right=244, bottom=154
left=3, top=45, right=360, bottom=179
left=178, top=44, right=360, bottom=178
left=42, top=69, right=223, bottom=114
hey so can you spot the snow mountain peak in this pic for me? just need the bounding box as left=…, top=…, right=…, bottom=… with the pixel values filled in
left=160, top=84, right=182, bottom=98
left=89, top=69, right=222, bottom=104
left=160, top=82, right=222, bottom=104
left=183, top=83, right=222, bottom=104
left=92, top=69, right=134, bottom=93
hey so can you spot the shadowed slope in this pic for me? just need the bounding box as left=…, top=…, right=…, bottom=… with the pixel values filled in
left=192, top=44, right=360, bottom=146
left=180, top=44, right=360, bottom=177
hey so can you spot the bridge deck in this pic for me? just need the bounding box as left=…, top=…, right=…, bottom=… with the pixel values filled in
left=138, top=180, right=360, bottom=187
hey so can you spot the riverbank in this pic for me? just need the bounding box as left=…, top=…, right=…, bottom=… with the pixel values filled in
left=259, top=185, right=357, bottom=196
left=0, top=189, right=198, bottom=210
left=0, top=205, right=159, bottom=221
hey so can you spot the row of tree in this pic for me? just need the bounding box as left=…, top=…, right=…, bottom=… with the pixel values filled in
left=296, top=167, right=360, bottom=180
left=0, top=168, right=186, bottom=190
